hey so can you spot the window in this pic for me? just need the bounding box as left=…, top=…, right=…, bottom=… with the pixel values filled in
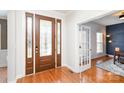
left=97, top=32, right=103, bottom=53
left=57, top=22, right=61, bottom=54
left=27, top=17, right=33, bottom=58
left=40, top=19, right=52, bottom=56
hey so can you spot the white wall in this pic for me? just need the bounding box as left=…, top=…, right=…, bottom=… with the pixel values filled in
left=15, top=11, right=26, bottom=79
left=7, top=11, right=16, bottom=82
left=65, top=10, right=113, bottom=73
left=83, top=21, right=106, bottom=59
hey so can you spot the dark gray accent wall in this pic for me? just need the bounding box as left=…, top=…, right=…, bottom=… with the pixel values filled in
left=0, top=19, right=7, bottom=49
left=106, top=23, right=124, bottom=55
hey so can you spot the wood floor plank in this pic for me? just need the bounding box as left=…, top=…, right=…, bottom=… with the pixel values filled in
left=0, top=67, right=7, bottom=83
left=17, top=56, right=124, bottom=83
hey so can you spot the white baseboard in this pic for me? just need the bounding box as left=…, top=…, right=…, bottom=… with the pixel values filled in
left=108, top=54, right=114, bottom=57
left=8, top=80, right=16, bottom=83
left=0, top=66, right=7, bottom=67
left=91, top=54, right=107, bottom=60
left=63, top=64, right=79, bottom=73
left=16, top=74, right=25, bottom=80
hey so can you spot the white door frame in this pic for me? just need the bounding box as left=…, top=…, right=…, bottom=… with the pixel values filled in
left=0, top=24, right=1, bottom=49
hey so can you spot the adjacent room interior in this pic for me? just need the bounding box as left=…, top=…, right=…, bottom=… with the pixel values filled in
left=1, top=10, right=124, bottom=83
left=0, top=11, right=7, bottom=83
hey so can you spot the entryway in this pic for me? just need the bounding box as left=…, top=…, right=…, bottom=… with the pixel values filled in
left=25, top=13, right=62, bottom=75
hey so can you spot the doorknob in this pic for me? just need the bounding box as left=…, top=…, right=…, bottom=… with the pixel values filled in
left=79, top=45, right=81, bottom=48
left=36, top=46, right=38, bottom=50
left=35, top=46, right=39, bottom=54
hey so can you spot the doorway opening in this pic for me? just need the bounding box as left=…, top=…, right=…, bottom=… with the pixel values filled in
left=0, top=11, right=8, bottom=83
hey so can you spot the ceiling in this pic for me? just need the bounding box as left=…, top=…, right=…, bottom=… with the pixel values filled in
left=56, top=10, right=124, bottom=26
left=94, top=12, right=124, bottom=26
left=55, top=10, right=73, bottom=15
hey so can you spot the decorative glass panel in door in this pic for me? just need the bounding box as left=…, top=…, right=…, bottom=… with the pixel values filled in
left=40, top=20, right=52, bottom=56
left=27, top=17, right=32, bottom=58
left=35, top=15, right=55, bottom=73
left=26, top=13, right=33, bottom=75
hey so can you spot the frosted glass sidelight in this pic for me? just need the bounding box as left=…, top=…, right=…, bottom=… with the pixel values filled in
left=57, top=22, right=61, bottom=54
left=40, top=20, right=52, bottom=56
left=27, top=17, right=32, bottom=58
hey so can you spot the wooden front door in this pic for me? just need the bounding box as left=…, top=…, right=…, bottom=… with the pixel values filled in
left=35, top=15, right=55, bottom=73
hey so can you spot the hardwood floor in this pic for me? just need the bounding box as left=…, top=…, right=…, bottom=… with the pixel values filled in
left=0, top=67, right=7, bottom=83
left=17, top=56, right=124, bottom=83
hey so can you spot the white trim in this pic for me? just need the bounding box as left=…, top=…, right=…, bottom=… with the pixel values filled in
left=33, top=14, right=35, bottom=74
left=8, top=80, right=16, bottom=83
left=16, top=74, right=24, bottom=80
left=63, top=64, right=79, bottom=73
left=16, top=73, right=33, bottom=80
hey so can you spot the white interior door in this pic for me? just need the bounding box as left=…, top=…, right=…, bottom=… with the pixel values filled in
left=79, top=25, right=91, bottom=72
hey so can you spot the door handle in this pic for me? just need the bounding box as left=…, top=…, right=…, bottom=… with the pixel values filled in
left=35, top=46, right=39, bottom=54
